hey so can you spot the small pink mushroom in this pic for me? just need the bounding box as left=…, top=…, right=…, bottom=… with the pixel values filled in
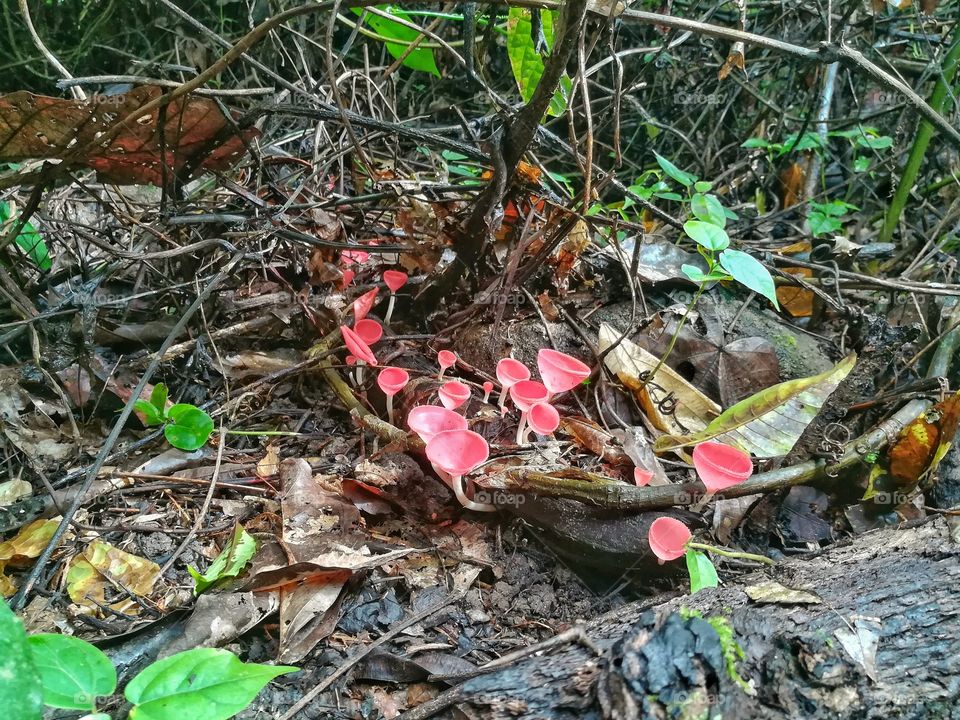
left=633, top=467, right=653, bottom=487
left=353, top=318, right=383, bottom=346
left=496, top=358, right=531, bottom=413
left=537, top=348, right=591, bottom=395
left=382, top=270, right=408, bottom=327
left=437, top=350, right=457, bottom=380
left=481, top=381, right=494, bottom=404
left=691, top=441, right=753, bottom=511
left=341, top=249, right=369, bottom=266
left=648, top=517, right=691, bottom=562
left=526, top=402, right=560, bottom=441
left=510, top=380, right=550, bottom=445
left=345, top=355, right=357, bottom=366
left=353, top=287, right=380, bottom=322
left=341, top=268, right=356, bottom=288
left=438, top=381, right=470, bottom=410
left=341, top=325, right=377, bottom=384
left=425, top=429, right=495, bottom=512
left=407, top=406, right=467, bottom=443
left=377, top=367, right=409, bottom=425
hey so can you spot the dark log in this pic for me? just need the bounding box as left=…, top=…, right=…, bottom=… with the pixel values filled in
left=420, top=517, right=960, bottom=719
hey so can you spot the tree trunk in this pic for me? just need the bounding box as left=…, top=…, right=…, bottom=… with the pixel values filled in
left=442, top=517, right=960, bottom=719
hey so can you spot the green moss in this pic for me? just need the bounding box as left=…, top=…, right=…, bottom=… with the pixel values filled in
left=678, top=608, right=751, bottom=693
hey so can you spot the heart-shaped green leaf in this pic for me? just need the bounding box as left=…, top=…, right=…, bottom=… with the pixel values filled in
left=26, top=634, right=116, bottom=711
left=686, top=549, right=719, bottom=593
left=690, top=193, right=726, bottom=227
left=0, top=598, right=43, bottom=720
left=125, top=648, right=297, bottom=720
left=719, top=248, right=779, bottom=309
left=134, top=399, right=164, bottom=427
left=150, top=383, right=168, bottom=413
left=654, top=152, right=697, bottom=187
left=683, top=220, right=729, bottom=252
left=164, top=404, right=214, bottom=451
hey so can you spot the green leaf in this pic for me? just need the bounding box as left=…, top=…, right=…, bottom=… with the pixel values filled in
left=690, top=193, right=726, bottom=227
left=719, top=248, right=779, bottom=309
left=653, top=191, right=684, bottom=202
left=808, top=212, right=842, bottom=237
left=681, top=264, right=729, bottom=284
left=693, top=180, right=713, bottom=193
left=134, top=399, right=165, bottom=427
left=352, top=6, right=440, bottom=77
left=856, top=134, right=893, bottom=150
left=740, top=137, right=772, bottom=149
left=653, top=152, right=696, bottom=187
left=26, top=634, right=116, bottom=711
left=683, top=220, right=729, bottom=252
left=188, top=524, right=257, bottom=595
left=686, top=550, right=719, bottom=593
left=0, top=202, right=52, bottom=272
left=506, top=8, right=569, bottom=117
left=125, top=648, right=297, bottom=720
left=150, top=383, right=169, bottom=413
left=164, top=405, right=214, bottom=451
left=0, top=598, right=43, bottom=720
left=854, top=156, right=871, bottom=173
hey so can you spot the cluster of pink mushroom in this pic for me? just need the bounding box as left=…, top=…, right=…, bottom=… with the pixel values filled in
left=647, top=440, right=754, bottom=561
left=339, top=268, right=409, bottom=384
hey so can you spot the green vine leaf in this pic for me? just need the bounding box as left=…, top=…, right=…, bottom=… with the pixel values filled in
left=719, top=248, right=780, bottom=309
left=0, top=201, right=51, bottom=272
left=506, top=8, right=569, bottom=117
left=654, top=152, right=697, bottom=188
left=352, top=6, right=440, bottom=77
left=683, top=220, right=729, bottom=252
left=26, top=634, right=116, bottom=711
left=164, top=404, right=214, bottom=451
left=686, top=550, right=719, bottom=593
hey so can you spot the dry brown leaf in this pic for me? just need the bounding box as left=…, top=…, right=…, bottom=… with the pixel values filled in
left=66, top=539, right=161, bottom=615
left=776, top=267, right=815, bottom=318
left=256, top=445, right=281, bottom=479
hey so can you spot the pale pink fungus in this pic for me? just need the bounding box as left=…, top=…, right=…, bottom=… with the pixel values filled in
left=407, top=406, right=467, bottom=443
left=482, top=381, right=494, bottom=404
left=437, top=350, right=457, bottom=380
left=438, top=381, right=470, bottom=410
left=353, top=318, right=383, bottom=345
left=425, top=429, right=495, bottom=512
left=648, top=517, right=691, bottom=562
left=537, top=348, right=591, bottom=395
left=692, top=441, right=753, bottom=493
left=634, top=467, right=653, bottom=487
left=353, top=287, right=380, bottom=322
left=510, top=380, right=550, bottom=444
left=382, top=270, right=408, bottom=326
left=377, top=367, right=409, bottom=425
left=495, top=358, right=531, bottom=412
left=527, top=402, right=560, bottom=438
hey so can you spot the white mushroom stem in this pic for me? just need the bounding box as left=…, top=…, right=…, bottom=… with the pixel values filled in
left=516, top=412, right=529, bottom=445
left=433, top=466, right=496, bottom=512
left=482, top=388, right=491, bottom=404
left=386, top=395, right=395, bottom=425
left=498, top=387, right=509, bottom=414
left=384, top=293, right=396, bottom=326
left=356, top=359, right=366, bottom=384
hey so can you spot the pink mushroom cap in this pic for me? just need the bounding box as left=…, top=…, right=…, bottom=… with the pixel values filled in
left=353, top=318, right=383, bottom=345
left=528, top=402, right=560, bottom=435
left=482, top=381, right=494, bottom=394
left=634, top=468, right=654, bottom=487
left=341, top=249, right=369, bottom=266
left=496, top=358, right=530, bottom=388
left=345, top=355, right=357, bottom=366
left=408, top=406, right=468, bottom=443
left=437, top=350, right=457, bottom=372
left=341, top=268, right=356, bottom=287
left=353, top=287, right=380, bottom=322
left=537, top=348, right=591, bottom=395
left=425, top=429, right=489, bottom=476
left=692, top=441, right=753, bottom=492
left=383, top=270, right=409, bottom=293
left=648, top=517, right=692, bottom=561
left=377, top=367, right=409, bottom=397
left=509, top=380, right=549, bottom=412
left=341, top=325, right=377, bottom=365
left=438, top=381, right=471, bottom=410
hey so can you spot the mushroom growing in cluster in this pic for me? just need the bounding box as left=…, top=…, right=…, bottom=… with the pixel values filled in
left=425, top=429, right=496, bottom=512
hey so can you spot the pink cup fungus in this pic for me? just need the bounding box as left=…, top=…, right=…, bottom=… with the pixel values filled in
left=353, top=318, right=383, bottom=346
left=341, top=268, right=356, bottom=288
left=407, top=406, right=467, bottom=443
left=437, top=350, right=457, bottom=380
left=496, top=358, right=531, bottom=412
left=537, top=348, right=591, bottom=395
left=648, top=516, right=691, bottom=562
left=377, top=367, right=409, bottom=425
left=345, top=355, right=357, bottom=366
left=425, top=429, right=496, bottom=512
left=382, top=270, right=408, bottom=326
left=510, top=380, right=549, bottom=444
left=341, top=249, right=369, bottom=266
left=341, top=325, right=377, bottom=384
left=526, top=402, right=560, bottom=441
left=481, top=381, right=494, bottom=404
left=438, top=381, right=470, bottom=410
left=353, top=287, right=380, bottom=322
left=634, top=467, right=653, bottom=487
left=692, top=441, right=753, bottom=492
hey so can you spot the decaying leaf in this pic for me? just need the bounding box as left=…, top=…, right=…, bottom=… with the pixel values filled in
left=655, top=353, right=856, bottom=457
left=66, top=539, right=161, bottom=615
left=0, top=519, right=60, bottom=595
left=745, top=581, right=821, bottom=605
left=599, top=323, right=721, bottom=435
left=0, top=479, right=32, bottom=506
left=0, top=87, right=257, bottom=185
left=776, top=267, right=815, bottom=318
left=558, top=415, right=631, bottom=466
left=718, top=42, right=745, bottom=80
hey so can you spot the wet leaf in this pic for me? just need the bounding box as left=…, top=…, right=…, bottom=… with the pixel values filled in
left=188, top=524, right=257, bottom=595
left=655, top=354, right=856, bottom=457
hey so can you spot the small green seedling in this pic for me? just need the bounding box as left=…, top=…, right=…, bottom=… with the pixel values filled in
left=134, top=383, right=214, bottom=451
left=808, top=199, right=858, bottom=238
